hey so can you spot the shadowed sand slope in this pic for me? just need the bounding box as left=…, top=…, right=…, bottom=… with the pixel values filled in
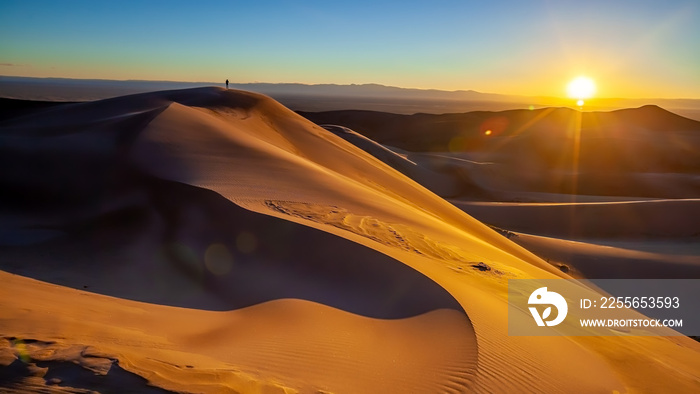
left=453, top=199, right=700, bottom=239
left=300, top=106, right=700, bottom=166
left=1, top=88, right=700, bottom=393
left=0, top=174, right=463, bottom=317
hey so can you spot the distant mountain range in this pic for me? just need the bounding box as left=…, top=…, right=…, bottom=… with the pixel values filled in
left=2, top=76, right=699, bottom=120
left=0, top=75, right=513, bottom=100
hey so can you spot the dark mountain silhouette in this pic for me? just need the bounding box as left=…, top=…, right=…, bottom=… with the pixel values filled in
left=300, top=106, right=700, bottom=175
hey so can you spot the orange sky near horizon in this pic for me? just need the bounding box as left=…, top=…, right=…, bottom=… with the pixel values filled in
left=1, top=1, right=699, bottom=99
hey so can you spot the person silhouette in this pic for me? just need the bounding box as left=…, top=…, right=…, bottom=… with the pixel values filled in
left=225, top=79, right=229, bottom=89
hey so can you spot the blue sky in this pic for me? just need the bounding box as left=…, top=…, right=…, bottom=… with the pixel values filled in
left=1, top=0, right=699, bottom=97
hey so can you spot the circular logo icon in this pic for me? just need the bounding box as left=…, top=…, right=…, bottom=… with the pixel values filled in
left=528, top=287, right=568, bottom=326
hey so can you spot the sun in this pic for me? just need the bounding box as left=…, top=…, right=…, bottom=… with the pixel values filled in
left=567, top=76, right=596, bottom=105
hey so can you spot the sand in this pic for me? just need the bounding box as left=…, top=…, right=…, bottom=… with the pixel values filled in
left=1, top=87, right=699, bottom=393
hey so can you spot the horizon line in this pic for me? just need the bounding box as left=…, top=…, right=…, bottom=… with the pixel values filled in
left=1, top=74, right=699, bottom=101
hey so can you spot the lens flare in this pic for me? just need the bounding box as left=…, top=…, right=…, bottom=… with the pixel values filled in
left=204, top=244, right=233, bottom=276
left=236, top=231, right=258, bottom=254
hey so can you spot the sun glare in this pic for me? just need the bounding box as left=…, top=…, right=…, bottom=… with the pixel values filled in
left=567, top=76, right=596, bottom=104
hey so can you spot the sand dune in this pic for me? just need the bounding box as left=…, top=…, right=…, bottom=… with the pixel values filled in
left=453, top=200, right=700, bottom=278
left=305, top=105, right=700, bottom=280
left=301, top=105, right=700, bottom=162
left=302, top=106, right=700, bottom=198
left=508, top=233, right=700, bottom=278
left=453, top=199, right=700, bottom=239
left=0, top=271, right=477, bottom=393
left=321, top=124, right=466, bottom=197
left=2, top=88, right=700, bottom=393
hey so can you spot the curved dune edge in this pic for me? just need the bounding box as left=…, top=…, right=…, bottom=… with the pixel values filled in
left=454, top=199, right=700, bottom=239
left=507, top=232, right=700, bottom=279
left=1, top=88, right=699, bottom=392
left=0, top=271, right=477, bottom=393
